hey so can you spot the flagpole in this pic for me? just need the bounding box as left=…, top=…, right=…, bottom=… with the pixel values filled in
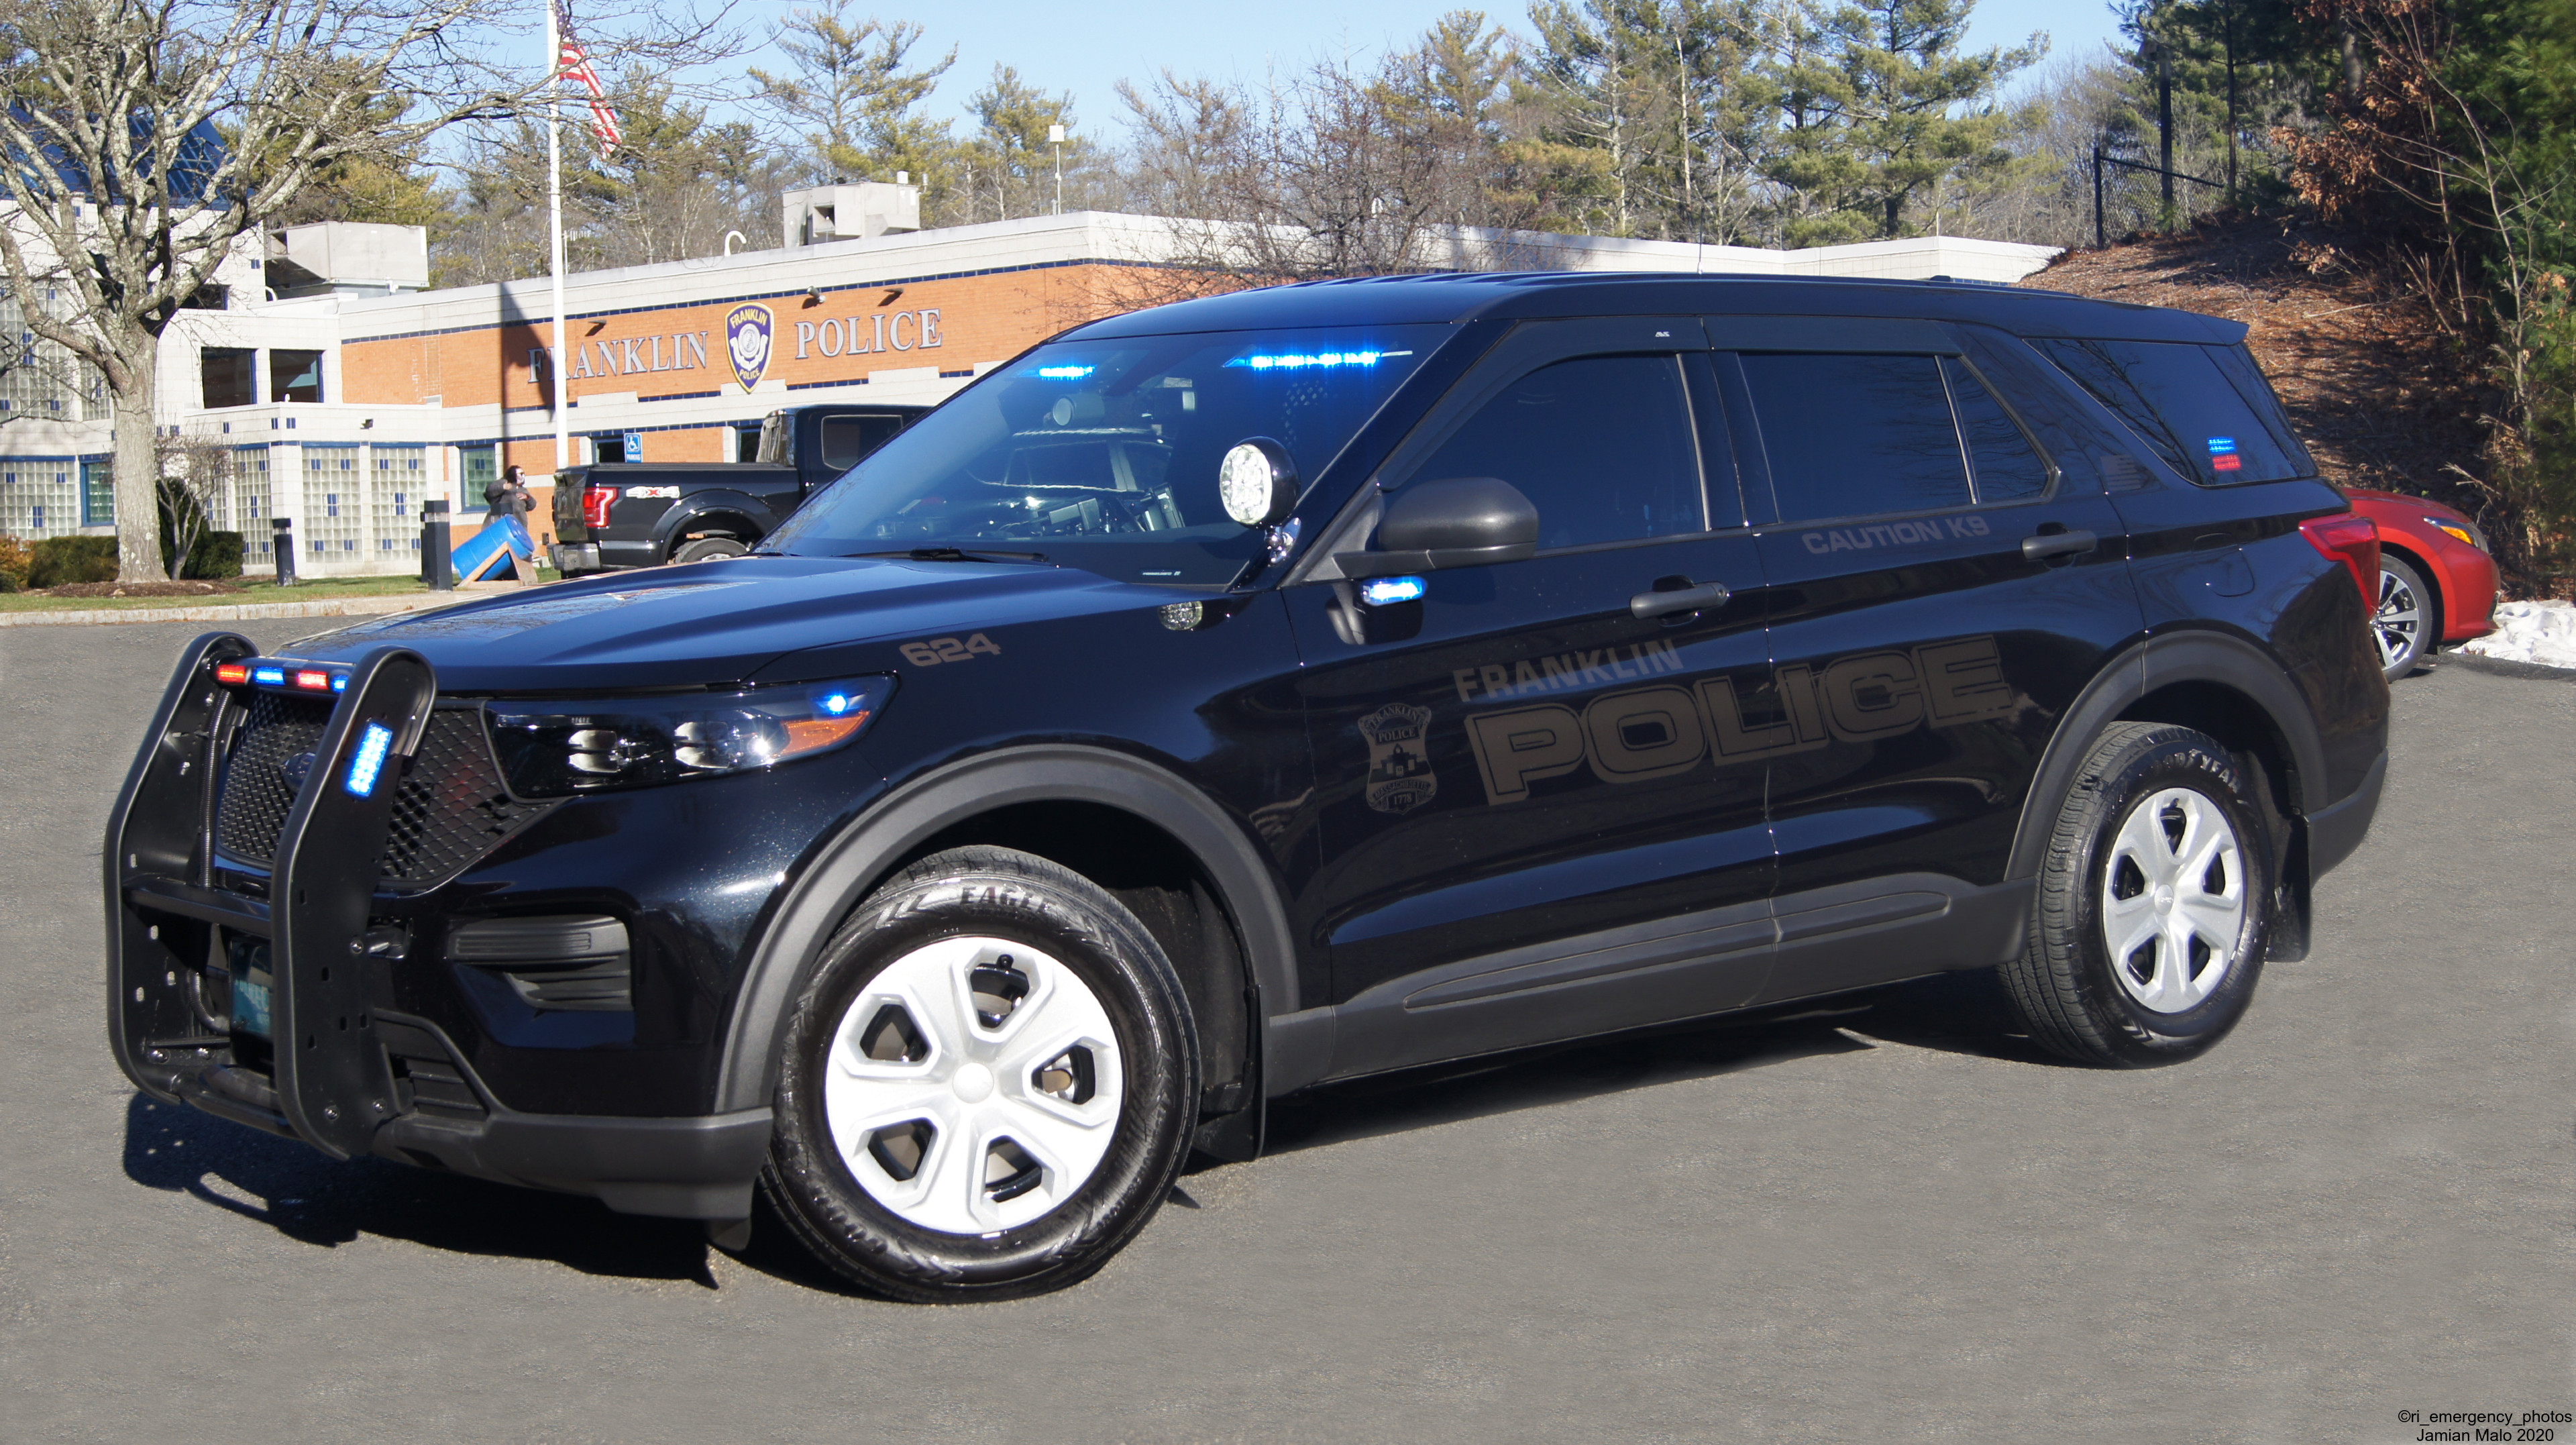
left=545, top=0, right=570, bottom=482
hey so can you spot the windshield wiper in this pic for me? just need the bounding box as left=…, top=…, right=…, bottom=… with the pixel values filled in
left=844, top=547, right=1051, bottom=564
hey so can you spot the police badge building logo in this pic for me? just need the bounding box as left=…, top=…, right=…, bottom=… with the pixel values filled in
left=1358, top=702, right=1437, bottom=814
left=726, top=303, right=775, bottom=391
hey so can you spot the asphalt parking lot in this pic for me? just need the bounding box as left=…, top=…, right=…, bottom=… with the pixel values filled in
left=1, top=619, right=2567, bottom=1443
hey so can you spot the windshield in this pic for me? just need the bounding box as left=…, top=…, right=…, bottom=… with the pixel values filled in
left=765, top=325, right=1451, bottom=584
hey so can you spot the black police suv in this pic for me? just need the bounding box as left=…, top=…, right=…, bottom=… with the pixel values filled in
left=107, top=272, right=2389, bottom=1300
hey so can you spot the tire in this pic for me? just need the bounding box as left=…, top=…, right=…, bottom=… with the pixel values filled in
left=1998, top=722, right=2274, bottom=1067
left=759, top=846, right=1201, bottom=1301
left=2373, top=553, right=2434, bottom=680
left=670, top=535, right=749, bottom=564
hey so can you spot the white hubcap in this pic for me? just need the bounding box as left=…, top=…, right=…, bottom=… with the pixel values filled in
left=2375, top=567, right=2423, bottom=670
left=2100, top=788, right=2248, bottom=1014
left=822, top=936, right=1123, bottom=1235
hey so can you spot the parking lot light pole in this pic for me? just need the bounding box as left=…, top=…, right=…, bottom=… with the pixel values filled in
left=421, top=499, right=453, bottom=590
left=271, top=517, right=296, bottom=586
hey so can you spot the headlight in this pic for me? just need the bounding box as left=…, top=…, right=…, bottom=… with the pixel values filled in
left=2426, top=515, right=2485, bottom=551
left=486, top=676, right=894, bottom=797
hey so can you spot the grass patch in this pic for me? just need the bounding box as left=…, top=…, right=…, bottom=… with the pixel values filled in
left=0, top=573, right=430, bottom=613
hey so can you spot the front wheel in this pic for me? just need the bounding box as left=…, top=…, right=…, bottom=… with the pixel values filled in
left=1999, top=722, right=2274, bottom=1067
left=760, top=847, right=1200, bottom=1301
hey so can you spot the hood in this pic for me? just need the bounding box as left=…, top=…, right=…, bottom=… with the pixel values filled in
left=285, top=557, right=1171, bottom=693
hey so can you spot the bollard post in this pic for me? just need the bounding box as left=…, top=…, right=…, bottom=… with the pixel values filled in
left=272, top=517, right=297, bottom=586
left=421, top=498, right=453, bottom=590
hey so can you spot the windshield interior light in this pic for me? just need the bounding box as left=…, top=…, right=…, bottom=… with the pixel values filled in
left=1224, top=350, right=1405, bottom=371
left=1030, top=364, right=1095, bottom=380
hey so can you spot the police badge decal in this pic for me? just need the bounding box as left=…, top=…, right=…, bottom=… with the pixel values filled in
left=1358, top=702, right=1437, bottom=814
left=726, top=303, right=775, bottom=391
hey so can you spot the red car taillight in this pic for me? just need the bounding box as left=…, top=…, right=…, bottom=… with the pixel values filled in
left=582, top=485, right=617, bottom=529
left=2299, top=513, right=2380, bottom=612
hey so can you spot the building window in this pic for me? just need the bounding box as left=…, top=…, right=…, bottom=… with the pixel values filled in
left=303, top=445, right=362, bottom=559
left=233, top=448, right=271, bottom=558
left=460, top=443, right=497, bottom=512
left=271, top=349, right=325, bottom=404
left=0, top=464, right=78, bottom=539
left=80, top=459, right=112, bottom=527
left=201, top=347, right=257, bottom=409
left=370, top=445, right=425, bottom=553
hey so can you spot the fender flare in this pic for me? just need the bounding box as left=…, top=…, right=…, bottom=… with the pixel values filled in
left=711, top=743, right=1301, bottom=1115
left=650, top=493, right=775, bottom=552
left=2006, top=627, right=2330, bottom=881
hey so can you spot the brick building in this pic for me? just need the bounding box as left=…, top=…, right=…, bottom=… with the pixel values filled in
left=1, top=194, right=2057, bottom=574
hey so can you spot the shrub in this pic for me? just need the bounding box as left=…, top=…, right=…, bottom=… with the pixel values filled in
left=28, top=536, right=119, bottom=588
left=183, top=531, right=244, bottom=579
left=0, top=535, right=29, bottom=592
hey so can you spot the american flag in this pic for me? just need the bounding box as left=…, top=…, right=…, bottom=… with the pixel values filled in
left=554, top=0, right=622, bottom=154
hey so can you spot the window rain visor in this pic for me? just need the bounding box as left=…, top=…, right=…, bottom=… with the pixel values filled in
left=763, top=326, right=1450, bottom=584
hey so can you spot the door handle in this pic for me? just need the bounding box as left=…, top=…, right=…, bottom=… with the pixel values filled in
left=1630, top=580, right=1731, bottom=620
left=2021, top=529, right=2099, bottom=561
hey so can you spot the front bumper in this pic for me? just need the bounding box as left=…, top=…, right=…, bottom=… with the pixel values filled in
left=106, top=635, right=773, bottom=1220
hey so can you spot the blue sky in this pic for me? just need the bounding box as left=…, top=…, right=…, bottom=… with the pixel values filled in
left=731, top=0, right=2133, bottom=140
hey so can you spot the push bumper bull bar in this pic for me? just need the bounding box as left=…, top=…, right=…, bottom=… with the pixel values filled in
left=105, top=633, right=769, bottom=1220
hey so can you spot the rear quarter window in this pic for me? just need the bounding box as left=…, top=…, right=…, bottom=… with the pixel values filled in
left=2031, top=338, right=2309, bottom=485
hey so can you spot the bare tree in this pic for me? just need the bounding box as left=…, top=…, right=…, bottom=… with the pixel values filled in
left=154, top=426, right=231, bottom=579
left=0, top=0, right=731, bottom=582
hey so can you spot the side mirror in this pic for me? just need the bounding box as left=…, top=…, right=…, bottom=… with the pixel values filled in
left=1336, top=476, right=1539, bottom=578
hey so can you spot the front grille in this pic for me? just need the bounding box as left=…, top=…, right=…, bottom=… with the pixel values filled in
left=214, top=694, right=546, bottom=886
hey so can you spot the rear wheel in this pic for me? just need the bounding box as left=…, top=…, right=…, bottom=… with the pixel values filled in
left=760, top=847, right=1199, bottom=1301
left=671, top=535, right=749, bottom=564
left=2373, top=554, right=2434, bottom=679
left=1999, top=723, right=2273, bottom=1067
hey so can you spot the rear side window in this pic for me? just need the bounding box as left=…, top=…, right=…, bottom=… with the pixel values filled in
left=2031, top=339, right=2306, bottom=485
left=1943, top=358, right=2051, bottom=502
left=1405, top=354, right=1705, bottom=549
left=1739, top=353, right=1969, bottom=521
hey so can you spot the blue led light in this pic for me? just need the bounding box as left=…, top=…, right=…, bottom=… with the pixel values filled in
left=330, top=673, right=347, bottom=692
left=820, top=692, right=855, bottom=716
left=2206, top=436, right=2238, bottom=454
left=1031, top=364, right=1095, bottom=380
left=343, top=721, right=394, bottom=797
left=1226, top=350, right=1385, bottom=371
left=251, top=665, right=286, bottom=687
left=1358, top=575, right=1428, bottom=606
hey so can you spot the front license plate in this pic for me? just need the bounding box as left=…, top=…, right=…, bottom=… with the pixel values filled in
left=224, top=934, right=275, bottom=1038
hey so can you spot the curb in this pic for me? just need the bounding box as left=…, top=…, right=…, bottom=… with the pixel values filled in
left=2442, top=651, right=2576, bottom=684
left=0, top=592, right=465, bottom=629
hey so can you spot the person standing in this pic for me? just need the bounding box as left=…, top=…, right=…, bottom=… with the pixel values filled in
left=487, top=464, right=535, bottom=527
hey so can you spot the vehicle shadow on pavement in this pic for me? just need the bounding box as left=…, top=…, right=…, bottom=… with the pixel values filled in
left=1830, top=969, right=2068, bottom=1065
left=1256, top=969, right=2069, bottom=1159
left=1258, top=1015, right=1881, bottom=1158
left=121, top=1093, right=719, bottom=1287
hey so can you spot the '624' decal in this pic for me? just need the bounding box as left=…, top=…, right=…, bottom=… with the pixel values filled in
left=900, top=633, right=1002, bottom=666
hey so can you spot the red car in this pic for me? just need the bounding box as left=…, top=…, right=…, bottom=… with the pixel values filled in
left=2344, top=487, right=2499, bottom=679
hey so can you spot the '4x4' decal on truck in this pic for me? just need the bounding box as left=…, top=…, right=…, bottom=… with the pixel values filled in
left=1464, top=635, right=2019, bottom=804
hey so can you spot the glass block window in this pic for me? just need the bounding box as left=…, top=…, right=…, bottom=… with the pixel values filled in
left=302, top=445, right=361, bottom=556
left=370, top=445, right=425, bottom=552
left=233, top=448, right=272, bottom=559
left=0, top=462, right=79, bottom=538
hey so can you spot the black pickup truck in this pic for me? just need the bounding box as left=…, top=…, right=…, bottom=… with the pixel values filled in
left=549, top=403, right=926, bottom=574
